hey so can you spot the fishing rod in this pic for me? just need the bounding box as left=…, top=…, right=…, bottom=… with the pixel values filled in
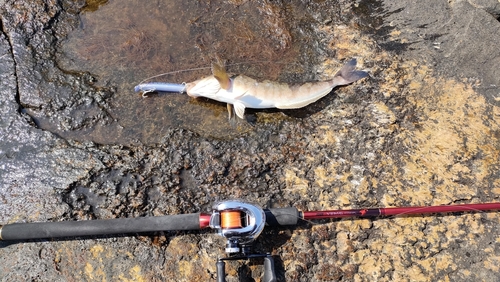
left=1, top=200, right=500, bottom=282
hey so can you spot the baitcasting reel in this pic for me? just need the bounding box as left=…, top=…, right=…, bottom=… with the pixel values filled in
left=210, top=200, right=266, bottom=254
left=209, top=200, right=276, bottom=282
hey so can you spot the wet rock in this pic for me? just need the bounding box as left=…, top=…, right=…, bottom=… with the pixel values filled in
left=1, top=0, right=124, bottom=144
left=1, top=0, right=500, bottom=281
left=0, top=26, right=97, bottom=223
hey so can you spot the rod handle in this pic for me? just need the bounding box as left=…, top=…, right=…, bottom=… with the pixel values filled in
left=0, top=213, right=205, bottom=241
left=264, top=207, right=300, bottom=226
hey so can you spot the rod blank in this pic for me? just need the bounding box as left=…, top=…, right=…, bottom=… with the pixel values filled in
left=302, top=202, right=500, bottom=220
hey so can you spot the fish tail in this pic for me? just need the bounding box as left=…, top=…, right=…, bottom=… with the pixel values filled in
left=333, top=59, right=369, bottom=85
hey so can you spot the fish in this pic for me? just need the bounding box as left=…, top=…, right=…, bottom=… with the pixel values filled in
left=134, top=59, right=368, bottom=119
left=184, top=58, right=368, bottom=119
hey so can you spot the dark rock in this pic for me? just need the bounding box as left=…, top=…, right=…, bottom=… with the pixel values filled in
left=1, top=0, right=500, bottom=281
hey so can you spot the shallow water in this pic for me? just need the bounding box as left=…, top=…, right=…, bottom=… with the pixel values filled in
left=58, top=0, right=324, bottom=143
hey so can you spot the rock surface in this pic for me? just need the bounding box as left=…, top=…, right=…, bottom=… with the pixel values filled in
left=1, top=0, right=500, bottom=281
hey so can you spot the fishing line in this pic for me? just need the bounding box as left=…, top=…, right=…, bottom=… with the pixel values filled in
left=138, top=66, right=212, bottom=85
left=138, top=60, right=297, bottom=85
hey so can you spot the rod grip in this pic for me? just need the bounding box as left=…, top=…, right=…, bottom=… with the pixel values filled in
left=0, top=213, right=202, bottom=241
left=264, top=207, right=299, bottom=226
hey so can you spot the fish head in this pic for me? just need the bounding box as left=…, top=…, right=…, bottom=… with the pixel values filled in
left=185, top=76, right=222, bottom=99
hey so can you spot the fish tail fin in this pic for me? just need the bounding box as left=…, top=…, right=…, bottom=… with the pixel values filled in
left=333, top=58, right=369, bottom=85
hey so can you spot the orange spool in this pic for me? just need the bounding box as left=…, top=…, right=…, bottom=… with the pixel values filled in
left=220, top=211, right=243, bottom=229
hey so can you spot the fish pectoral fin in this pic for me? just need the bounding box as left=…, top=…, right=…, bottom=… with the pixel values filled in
left=212, top=62, right=232, bottom=90
left=233, top=101, right=246, bottom=119
left=227, top=103, right=234, bottom=120
left=227, top=104, right=238, bottom=127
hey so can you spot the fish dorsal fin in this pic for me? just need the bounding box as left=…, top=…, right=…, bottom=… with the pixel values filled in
left=233, top=101, right=246, bottom=119
left=212, top=62, right=231, bottom=90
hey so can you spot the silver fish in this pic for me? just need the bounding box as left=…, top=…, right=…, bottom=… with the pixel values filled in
left=185, top=59, right=368, bottom=119
left=134, top=59, right=368, bottom=119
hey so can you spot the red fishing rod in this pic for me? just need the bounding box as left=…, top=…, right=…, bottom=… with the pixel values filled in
left=300, top=202, right=500, bottom=219
left=1, top=200, right=500, bottom=282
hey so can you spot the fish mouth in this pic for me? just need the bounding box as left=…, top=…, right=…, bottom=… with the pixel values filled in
left=185, top=78, right=222, bottom=99
left=184, top=82, right=199, bottom=97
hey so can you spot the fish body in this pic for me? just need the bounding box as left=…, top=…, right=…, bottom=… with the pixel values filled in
left=185, top=59, right=368, bottom=119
